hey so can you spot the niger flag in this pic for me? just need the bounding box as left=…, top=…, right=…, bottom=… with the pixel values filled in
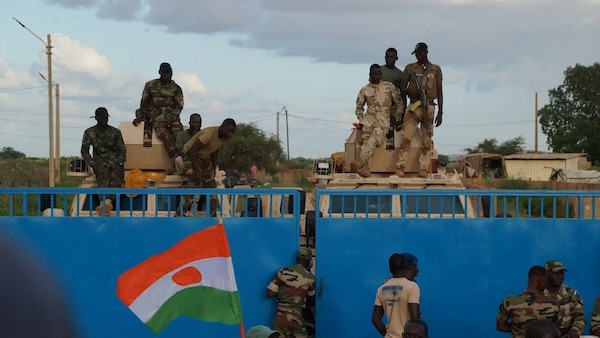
left=116, top=224, right=242, bottom=334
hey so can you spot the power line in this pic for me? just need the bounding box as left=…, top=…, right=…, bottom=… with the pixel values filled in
left=0, top=85, right=46, bottom=93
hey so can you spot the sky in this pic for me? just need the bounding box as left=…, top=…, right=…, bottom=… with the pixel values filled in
left=1, top=0, right=599, bottom=161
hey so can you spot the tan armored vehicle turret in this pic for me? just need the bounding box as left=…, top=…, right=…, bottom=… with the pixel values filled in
left=67, top=122, right=229, bottom=216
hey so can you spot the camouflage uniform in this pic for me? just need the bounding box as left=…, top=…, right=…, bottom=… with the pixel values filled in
left=396, top=62, right=442, bottom=174
left=543, top=285, right=585, bottom=337
left=175, top=129, right=193, bottom=156
left=497, top=291, right=559, bottom=338
left=591, top=296, right=600, bottom=336
left=267, top=262, right=316, bottom=338
left=81, top=124, right=126, bottom=189
left=137, top=79, right=184, bottom=159
left=181, top=127, right=227, bottom=215
left=355, top=81, right=402, bottom=163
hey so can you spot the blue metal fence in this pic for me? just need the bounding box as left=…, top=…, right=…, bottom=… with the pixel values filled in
left=0, top=187, right=599, bottom=338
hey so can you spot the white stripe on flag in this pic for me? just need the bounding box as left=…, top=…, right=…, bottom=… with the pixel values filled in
left=129, top=257, right=237, bottom=323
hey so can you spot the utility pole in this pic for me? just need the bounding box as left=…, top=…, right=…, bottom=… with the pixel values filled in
left=283, top=106, right=290, bottom=165
left=276, top=110, right=280, bottom=167
left=534, top=92, right=538, bottom=153
left=40, top=73, right=60, bottom=183
left=55, top=83, right=60, bottom=183
left=14, top=17, right=54, bottom=187
left=276, top=110, right=280, bottom=143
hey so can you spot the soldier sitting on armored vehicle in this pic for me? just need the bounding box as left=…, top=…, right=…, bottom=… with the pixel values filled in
left=353, top=64, right=403, bottom=177
left=132, top=62, right=184, bottom=171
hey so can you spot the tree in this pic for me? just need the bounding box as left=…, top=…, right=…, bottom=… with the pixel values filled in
left=217, top=123, right=285, bottom=175
left=0, top=147, right=26, bottom=159
left=463, top=137, right=525, bottom=156
left=539, top=63, right=600, bottom=164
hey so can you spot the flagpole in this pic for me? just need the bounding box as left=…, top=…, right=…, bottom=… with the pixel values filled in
left=239, top=322, right=245, bottom=338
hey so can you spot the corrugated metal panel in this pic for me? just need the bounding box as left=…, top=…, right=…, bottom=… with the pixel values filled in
left=505, top=159, right=564, bottom=180
left=504, top=153, right=586, bottom=160
left=505, top=157, right=584, bottom=181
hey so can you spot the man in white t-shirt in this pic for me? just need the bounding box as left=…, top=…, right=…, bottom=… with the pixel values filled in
left=371, top=253, right=421, bottom=338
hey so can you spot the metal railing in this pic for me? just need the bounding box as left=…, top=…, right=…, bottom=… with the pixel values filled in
left=314, top=189, right=600, bottom=219
left=0, top=187, right=303, bottom=218
left=1, top=188, right=599, bottom=220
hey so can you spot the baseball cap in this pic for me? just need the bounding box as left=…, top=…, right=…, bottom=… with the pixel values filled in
left=411, top=42, right=428, bottom=54
left=91, top=107, right=109, bottom=119
left=159, top=62, right=172, bottom=72
left=544, top=260, right=568, bottom=273
left=400, top=252, right=418, bottom=267
left=297, top=247, right=312, bottom=260
left=247, top=325, right=280, bottom=338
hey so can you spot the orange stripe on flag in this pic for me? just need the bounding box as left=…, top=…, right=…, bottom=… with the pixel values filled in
left=116, top=223, right=230, bottom=306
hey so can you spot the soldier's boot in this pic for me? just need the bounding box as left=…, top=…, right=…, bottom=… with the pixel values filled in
left=166, top=157, right=177, bottom=175
left=95, top=199, right=113, bottom=216
left=395, top=166, right=405, bottom=177
left=209, top=197, right=220, bottom=217
left=418, top=169, right=429, bottom=178
left=349, top=161, right=357, bottom=172
left=356, top=161, right=371, bottom=177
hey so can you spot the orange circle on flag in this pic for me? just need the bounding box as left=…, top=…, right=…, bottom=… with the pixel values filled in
left=172, top=266, right=202, bottom=286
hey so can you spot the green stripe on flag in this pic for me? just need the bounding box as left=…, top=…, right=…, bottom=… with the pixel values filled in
left=145, top=285, right=242, bottom=334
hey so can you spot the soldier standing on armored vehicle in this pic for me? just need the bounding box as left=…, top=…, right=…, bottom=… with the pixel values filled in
left=396, top=42, right=443, bottom=178
left=81, top=107, right=126, bottom=212
left=354, top=64, right=403, bottom=177
left=133, top=62, right=184, bottom=170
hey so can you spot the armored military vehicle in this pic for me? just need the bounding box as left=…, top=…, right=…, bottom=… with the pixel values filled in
left=307, top=126, right=480, bottom=219
left=68, top=121, right=234, bottom=217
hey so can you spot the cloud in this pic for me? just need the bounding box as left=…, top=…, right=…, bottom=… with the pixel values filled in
left=43, top=0, right=600, bottom=90
left=0, top=58, right=38, bottom=89
left=53, top=34, right=113, bottom=79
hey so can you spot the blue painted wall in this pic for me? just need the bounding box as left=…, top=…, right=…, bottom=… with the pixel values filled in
left=1, top=190, right=600, bottom=337
left=0, top=217, right=299, bottom=338
left=315, top=217, right=600, bottom=337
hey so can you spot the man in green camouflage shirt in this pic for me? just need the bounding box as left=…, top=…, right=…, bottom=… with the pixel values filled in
left=267, top=248, right=316, bottom=338
left=591, top=296, right=600, bottom=336
left=133, top=62, right=184, bottom=160
left=542, top=260, right=585, bottom=338
left=497, top=265, right=559, bottom=338
left=81, top=107, right=126, bottom=208
left=174, top=113, right=202, bottom=174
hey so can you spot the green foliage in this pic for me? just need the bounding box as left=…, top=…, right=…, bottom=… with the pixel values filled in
left=0, top=146, right=26, bottom=159
left=463, top=136, right=525, bottom=156
left=539, top=63, right=600, bottom=164
left=0, top=193, right=71, bottom=216
left=438, top=154, right=449, bottom=165
left=217, top=123, right=285, bottom=175
left=288, top=157, right=312, bottom=169
left=494, top=179, right=572, bottom=218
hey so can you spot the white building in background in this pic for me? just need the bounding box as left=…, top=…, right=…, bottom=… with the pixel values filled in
left=504, top=153, right=591, bottom=181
